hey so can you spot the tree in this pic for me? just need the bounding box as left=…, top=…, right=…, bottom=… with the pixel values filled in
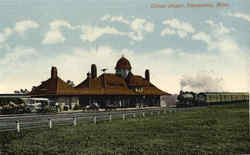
left=14, top=89, right=29, bottom=94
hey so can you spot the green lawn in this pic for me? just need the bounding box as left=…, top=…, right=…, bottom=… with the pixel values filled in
left=0, top=103, right=249, bottom=154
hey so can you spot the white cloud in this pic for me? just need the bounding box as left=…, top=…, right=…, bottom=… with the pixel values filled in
left=177, top=31, right=187, bottom=39
left=49, top=20, right=79, bottom=30
left=190, top=20, right=248, bottom=92
left=0, top=47, right=38, bottom=65
left=14, top=20, right=39, bottom=35
left=128, top=18, right=154, bottom=41
left=192, top=20, right=234, bottom=51
left=192, top=32, right=211, bottom=44
left=101, top=14, right=130, bottom=24
left=80, top=17, right=155, bottom=42
left=80, top=25, right=126, bottom=42
left=163, top=19, right=195, bottom=33
left=0, top=28, right=13, bottom=43
left=42, top=30, right=65, bottom=44
left=161, top=19, right=195, bottom=38
left=42, top=16, right=155, bottom=44
left=161, top=28, right=176, bottom=36
left=228, top=12, right=250, bottom=22
left=42, top=20, right=80, bottom=45
left=0, top=20, right=39, bottom=43
left=3, top=28, right=13, bottom=36
left=205, top=20, right=214, bottom=25
left=99, top=15, right=155, bottom=41
left=205, top=20, right=231, bottom=36
left=0, top=35, right=5, bottom=42
left=130, top=18, right=154, bottom=33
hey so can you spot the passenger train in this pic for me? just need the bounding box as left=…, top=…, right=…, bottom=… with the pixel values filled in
left=176, top=91, right=249, bottom=107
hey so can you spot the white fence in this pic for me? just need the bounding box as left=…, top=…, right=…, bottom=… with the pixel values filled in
left=0, top=108, right=179, bottom=133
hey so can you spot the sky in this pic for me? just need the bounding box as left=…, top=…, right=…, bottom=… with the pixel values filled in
left=0, top=0, right=250, bottom=94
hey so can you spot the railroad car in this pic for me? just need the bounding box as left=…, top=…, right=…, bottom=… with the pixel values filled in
left=176, top=91, right=249, bottom=107
left=197, top=92, right=249, bottom=105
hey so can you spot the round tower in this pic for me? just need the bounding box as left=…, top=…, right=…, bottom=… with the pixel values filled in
left=115, top=56, right=132, bottom=78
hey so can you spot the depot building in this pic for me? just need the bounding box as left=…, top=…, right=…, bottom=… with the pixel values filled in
left=30, top=56, right=170, bottom=110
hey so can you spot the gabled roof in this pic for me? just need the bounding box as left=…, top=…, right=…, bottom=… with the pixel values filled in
left=99, top=73, right=134, bottom=95
left=100, top=73, right=127, bottom=88
left=126, top=73, right=170, bottom=95
left=30, top=77, right=75, bottom=95
left=75, top=77, right=102, bottom=89
left=75, top=73, right=134, bottom=95
left=141, top=85, right=170, bottom=95
left=126, top=73, right=150, bottom=87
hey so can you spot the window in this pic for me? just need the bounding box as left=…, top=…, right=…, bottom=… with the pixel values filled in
left=134, top=87, right=144, bottom=93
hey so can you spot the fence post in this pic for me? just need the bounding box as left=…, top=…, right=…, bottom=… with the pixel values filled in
left=109, top=114, right=112, bottom=122
left=164, top=108, right=167, bottom=114
left=93, top=116, right=96, bottom=124
left=49, top=118, right=52, bottom=129
left=151, top=111, right=153, bottom=116
left=73, top=116, right=77, bottom=126
left=123, top=113, right=125, bottom=120
left=133, top=113, right=136, bottom=118
left=16, top=120, right=20, bottom=133
left=142, top=112, right=145, bottom=117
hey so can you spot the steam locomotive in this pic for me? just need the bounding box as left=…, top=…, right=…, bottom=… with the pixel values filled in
left=176, top=91, right=249, bottom=107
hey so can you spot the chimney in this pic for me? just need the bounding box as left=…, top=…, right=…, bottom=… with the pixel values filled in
left=145, top=69, right=150, bottom=82
left=87, top=72, right=91, bottom=78
left=91, top=64, right=97, bottom=78
left=51, top=66, right=58, bottom=79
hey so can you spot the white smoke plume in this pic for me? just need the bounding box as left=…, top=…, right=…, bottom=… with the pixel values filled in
left=180, top=71, right=224, bottom=92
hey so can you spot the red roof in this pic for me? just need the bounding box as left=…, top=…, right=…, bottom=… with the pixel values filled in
left=74, top=73, right=134, bottom=95
left=115, top=56, right=132, bottom=70
left=30, top=77, right=75, bottom=95
left=126, top=73, right=149, bottom=87
left=30, top=62, right=170, bottom=96
left=30, top=73, right=169, bottom=96
left=126, top=73, right=169, bottom=95
left=75, top=77, right=102, bottom=89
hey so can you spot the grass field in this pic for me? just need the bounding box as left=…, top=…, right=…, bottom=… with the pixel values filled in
left=0, top=103, right=249, bottom=154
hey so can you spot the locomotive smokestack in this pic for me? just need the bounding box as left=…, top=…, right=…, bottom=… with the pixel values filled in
left=145, top=69, right=150, bottom=82
left=51, top=66, right=58, bottom=79
left=91, top=64, right=97, bottom=78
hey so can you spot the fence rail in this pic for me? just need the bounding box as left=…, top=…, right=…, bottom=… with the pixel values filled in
left=0, top=108, right=185, bottom=132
